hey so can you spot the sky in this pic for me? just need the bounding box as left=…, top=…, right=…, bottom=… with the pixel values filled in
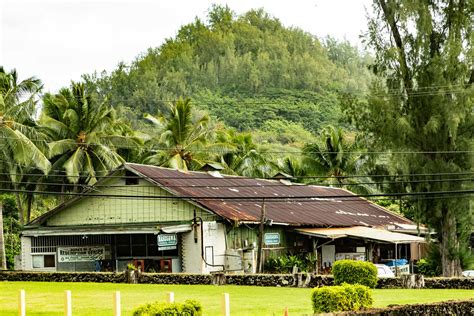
left=1, top=0, right=373, bottom=92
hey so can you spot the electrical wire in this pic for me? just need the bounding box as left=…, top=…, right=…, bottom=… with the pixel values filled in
left=0, top=187, right=471, bottom=200
left=1, top=135, right=473, bottom=155
left=0, top=169, right=473, bottom=180
left=60, top=84, right=473, bottom=103
left=0, top=177, right=471, bottom=189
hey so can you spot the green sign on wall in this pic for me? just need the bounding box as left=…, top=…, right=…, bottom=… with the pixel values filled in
left=157, top=234, right=178, bottom=251
left=264, top=233, right=280, bottom=245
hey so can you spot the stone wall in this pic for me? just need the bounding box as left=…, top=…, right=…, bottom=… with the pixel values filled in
left=0, top=271, right=126, bottom=283
left=140, top=273, right=212, bottom=285
left=375, top=277, right=401, bottom=289
left=226, top=274, right=296, bottom=287
left=424, top=277, right=474, bottom=289
left=376, top=276, right=474, bottom=289
left=326, top=299, right=474, bottom=315
left=0, top=271, right=472, bottom=289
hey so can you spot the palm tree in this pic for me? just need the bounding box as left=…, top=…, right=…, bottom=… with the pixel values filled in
left=275, top=156, right=307, bottom=182
left=143, top=98, right=232, bottom=171
left=303, top=125, right=374, bottom=193
left=0, top=67, right=51, bottom=267
left=0, top=67, right=51, bottom=219
left=40, top=82, right=137, bottom=187
left=216, top=130, right=274, bottom=178
left=0, top=67, right=51, bottom=174
left=303, top=126, right=358, bottom=181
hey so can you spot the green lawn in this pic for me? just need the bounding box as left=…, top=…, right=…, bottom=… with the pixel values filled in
left=0, top=282, right=472, bottom=315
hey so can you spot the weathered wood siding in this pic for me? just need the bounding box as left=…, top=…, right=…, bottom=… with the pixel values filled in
left=226, top=225, right=289, bottom=250
left=47, top=178, right=216, bottom=226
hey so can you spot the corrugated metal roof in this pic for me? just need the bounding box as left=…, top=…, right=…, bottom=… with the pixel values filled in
left=126, top=163, right=413, bottom=227
left=295, top=226, right=426, bottom=243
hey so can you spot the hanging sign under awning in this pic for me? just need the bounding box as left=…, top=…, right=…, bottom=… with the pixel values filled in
left=158, top=234, right=178, bottom=251
left=58, top=246, right=105, bottom=262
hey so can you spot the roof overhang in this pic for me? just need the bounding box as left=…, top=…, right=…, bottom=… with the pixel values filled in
left=295, top=226, right=426, bottom=244
left=23, top=223, right=192, bottom=237
left=386, top=223, right=433, bottom=235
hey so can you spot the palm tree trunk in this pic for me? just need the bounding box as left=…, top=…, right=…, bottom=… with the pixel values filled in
left=0, top=202, right=7, bottom=270
left=26, top=194, right=33, bottom=223
left=15, top=192, right=24, bottom=225
left=60, top=182, right=67, bottom=204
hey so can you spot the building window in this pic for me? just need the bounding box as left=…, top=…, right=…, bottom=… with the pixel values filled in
left=125, top=171, right=139, bottom=185
left=116, top=234, right=131, bottom=257
left=32, top=254, right=56, bottom=268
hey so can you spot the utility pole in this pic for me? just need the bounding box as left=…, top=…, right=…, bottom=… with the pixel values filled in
left=0, top=202, right=7, bottom=270
left=256, top=198, right=266, bottom=273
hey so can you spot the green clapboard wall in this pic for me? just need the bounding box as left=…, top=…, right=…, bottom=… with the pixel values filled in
left=47, top=177, right=216, bottom=226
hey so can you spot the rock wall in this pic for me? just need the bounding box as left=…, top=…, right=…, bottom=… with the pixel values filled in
left=424, top=277, right=474, bottom=289
left=140, top=273, right=212, bottom=285
left=226, top=274, right=296, bottom=287
left=375, top=277, right=402, bottom=289
left=0, top=271, right=472, bottom=289
left=0, top=271, right=126, bottom=283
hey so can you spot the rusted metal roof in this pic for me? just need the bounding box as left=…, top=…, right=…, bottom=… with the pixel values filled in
left=296, top=226, right=426, bottom=243
left=125, top=163, right=414, bottom=227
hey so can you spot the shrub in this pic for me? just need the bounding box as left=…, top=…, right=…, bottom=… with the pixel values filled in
left=332, top=260, right=377, bottom=288
left=416, top=258, right=440, bottom=277
left=311, top=283, right=373, bottom=313
left=132, top=300, right=202, bottom=316
left=263, top=253, right=316, bottom=273
left=127, top=263, right=137, bottom=271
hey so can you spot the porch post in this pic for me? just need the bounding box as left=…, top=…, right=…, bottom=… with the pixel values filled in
left=256, top=198, right=266, bottom=273
left=313, top=238, right=318, bottom=274
left=394, top=242, right=398, bottom=277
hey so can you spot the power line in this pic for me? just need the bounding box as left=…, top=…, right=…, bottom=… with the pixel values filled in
left=1, top=135, right=473, bottom=155
left=0, top=187, right=471, bottom=200
left=382, top=83, right=473, bottom=91
left=0, top=169, right=473, bottom=180
left=0, top=177, right=472, bottom=189
left=78, top=85, right=474, bottom=103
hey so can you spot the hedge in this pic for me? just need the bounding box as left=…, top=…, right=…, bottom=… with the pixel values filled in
left=326, top=299, right=474, bottom=315
left=311, top=283, right=373, bottom=313
left=333, top=260, right=378, bottom=288
left=132, top=299, right=202, bottom=316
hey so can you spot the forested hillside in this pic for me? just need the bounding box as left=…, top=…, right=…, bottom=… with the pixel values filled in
left=83, top=6, right=372, bottom=136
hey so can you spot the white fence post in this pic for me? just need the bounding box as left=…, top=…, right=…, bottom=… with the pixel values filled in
left=18, top=289, right=26, bottom=316
left=64, top=290, right=72, bottom=316
left=221, top=293, right=230, bottom=316
left=113, top=291, right=121, bottom=316
left=166, top=292, right=175, bottom=303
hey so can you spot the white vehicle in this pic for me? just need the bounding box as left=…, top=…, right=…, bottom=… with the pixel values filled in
left=461, top=270, right=474, bottom=277
left=375, top=264, right=395, bottom=278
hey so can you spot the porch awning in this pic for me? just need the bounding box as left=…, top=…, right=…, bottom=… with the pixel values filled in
left=22, top=226, right=159, bottom=236
left=23, top=223, right=194, bottom=237
left=160, top=224, right=192, bottom=233
left=295, top=226, right=426, bottom=244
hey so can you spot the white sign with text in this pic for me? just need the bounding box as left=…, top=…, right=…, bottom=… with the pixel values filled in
left=58, top=246, right=105, bottom=262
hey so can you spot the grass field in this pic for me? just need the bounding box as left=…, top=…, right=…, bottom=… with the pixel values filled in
left=0, top=282, right=472, bottom=315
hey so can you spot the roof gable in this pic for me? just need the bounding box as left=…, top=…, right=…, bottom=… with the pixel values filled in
left=27, top=169, right=216, bottom=227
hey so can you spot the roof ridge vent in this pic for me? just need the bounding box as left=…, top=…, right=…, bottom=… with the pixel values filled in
left=208, top=170, right=223, bottom=178
left=279, top=179, right=292, bottom=186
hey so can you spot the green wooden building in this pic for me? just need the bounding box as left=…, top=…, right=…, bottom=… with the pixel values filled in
left=20, top=163, right=424, bottom=273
